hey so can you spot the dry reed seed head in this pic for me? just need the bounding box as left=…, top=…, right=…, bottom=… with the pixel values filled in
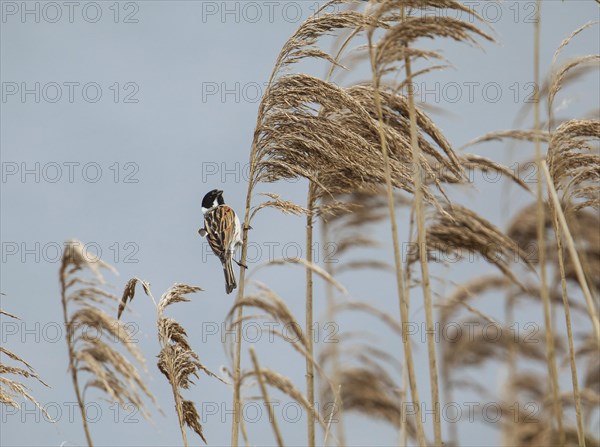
left=547, top=119, right=600, bottom=211
left=335, top=260, right=395, bottom=275
left=560, top=388, right=600, bottom=409
left=507, top=202, right=600, bottom=289
left=273, top=10, right=387, bottom=73
left=413, top=204, right=534, bottom=287
left=0, top=377, right=51, bottom=420
left=507, top=202, right=554, bottom=252
left=155, top=283, right=221, bottom=383
left=510, top=372, right=547, bottom=402
left=60, top=243, right=157, bottom=420
left=443, top=317, right=564, bottom=372
left=0, top=346, right=35, bottom=374
left=0, top=309, right=49, bottom=418
left=366, top=0, right=494, bottom=78
left=67, top=287, right=118, bottom=310
left=249, top=192, right=309, bottom=222
left=79, top=354, right=151, bottom=419
left=69, top=308, right=143, bottom=362
left=369, top=0, right=486, bottom=21
left=576, top=336, right=600, bottom=394
left=462, top=129, right=551, bottom=149
left=318, top=331, right=403, bottom=376
left=224, top=284, right=332, bottom=400
left=256, top=259, right=349, bottom=295
left=313, top=198, right=366, bottom=221
left=517, top=59, right=600, bottom=130
left=0, top=308, right=19, bottom=320
left=153, top=284, right=222, bottom=445
left=157, top=284, right=203, bottom=316
left=158, top=318, right=192, bottom=352
left=118, top=277, right=152, bottom=319
left=500, top=368, right=600, bottom=447
left=438, top=275, right=509, bottom=325
left=157, top=344, right=201, bottom=389
left=333, top=300, right=403, bottom=337
left=60, top=239, right=116, bottom=284
left=548, top=55, right=600, bottom=113
left=76, top=342, right=148, bottom=392
left=256, top=74, right=459, bottom=205
left=322, top=189, right=410, bottom=226
left=181, top=400, right=206, bottom=444
left=374, top=16, right=493, bottom=70
left=226, top=283, right=307, bottom=349
left=346, top=84, right=463, bottom=176
left=458, top=155, right=533, bottom=192
left=240, top=367, right=328, bottom=429
left=510, top=282, right=589, bottom=315
left=335, top=234, right=382, bottom=256
left=0, top=363, right=37, bottom=380
left=320, top=366, right=416, bottom=438
left=552, top=21, right=598, bottom=68
left=560, top=212, right=600, bottom=289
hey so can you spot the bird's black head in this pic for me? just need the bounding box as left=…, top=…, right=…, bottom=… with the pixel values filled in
left=202, top=189, right=224, bottom=210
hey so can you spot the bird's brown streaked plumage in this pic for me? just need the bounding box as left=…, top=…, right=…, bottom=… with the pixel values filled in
left=205, top=205, right=237, bottom=259
left=204, top=205, right=240, bottom=294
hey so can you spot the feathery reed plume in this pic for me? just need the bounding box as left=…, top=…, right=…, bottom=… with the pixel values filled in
left=322, top=189, right=407, bottom=278
left=60, top=241, right=155, bottom=446
left=239, top=366, right=329, bottom=431
left=366, top=2, right=493, bottom=443
left=228, top=5, right=384, bottom=438
left=508, top=203, right=600, bottom=292
left=225, top=281, right=342, bottom=445
left=543, top=59, right=600, bottom=371
left=467, top=20, right=599, bottom=444
left=319, top=299, right=418, bottom=443
left=119, top=278, right=223, bottom=445
left=438, top=276, right=509, bottom=325
left=577, top=336, right=600, bottom=401
left=225, top=281, right=335, bottom=380
left=413, top=204, right=534, bottom=286
left=232, top=1, right=492, bottom=440
left=547, top=119, right=600, bottom=212
left=225, top=1, right=599, bottom=445
left=322, top=366, right=417, bottom=439
left=462, top=129, right=551, bottom=148
left=542, top=161, right=600, bottom=338
left=0, top=304, right=49, bottom=419
left=442, top=317, right=561, bottom=377
left=458, top=154, right=533, bottom=192
left=318, top=188, right=407, bottom=444
left=502, top=370, right=600, bottom=447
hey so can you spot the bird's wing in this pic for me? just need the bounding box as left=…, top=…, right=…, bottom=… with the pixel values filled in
left=205, top=205, right=237, bottom=261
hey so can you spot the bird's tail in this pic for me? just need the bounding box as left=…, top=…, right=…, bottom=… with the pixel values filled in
left=222, top=257, right=237, bottom=294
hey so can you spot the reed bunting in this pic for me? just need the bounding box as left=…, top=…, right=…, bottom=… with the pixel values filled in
left=198, top=189, right=243, bottom=294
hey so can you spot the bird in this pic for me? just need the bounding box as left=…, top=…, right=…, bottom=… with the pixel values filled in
left=198, top=189, right=243, bottom=294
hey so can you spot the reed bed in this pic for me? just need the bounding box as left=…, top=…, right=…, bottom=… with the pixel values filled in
left=0, top=300, right=48, bottom=420
left=2, top=1, right=598, bottom=446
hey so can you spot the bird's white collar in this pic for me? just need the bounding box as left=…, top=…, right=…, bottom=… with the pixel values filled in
left=201, top=199, right=220, bottom=215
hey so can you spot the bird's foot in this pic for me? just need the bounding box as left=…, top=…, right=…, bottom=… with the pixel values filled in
left=234, top=259, right=248, bottom=269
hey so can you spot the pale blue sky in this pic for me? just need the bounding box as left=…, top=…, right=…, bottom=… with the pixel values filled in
left=1, top=1, right=599, bottom=446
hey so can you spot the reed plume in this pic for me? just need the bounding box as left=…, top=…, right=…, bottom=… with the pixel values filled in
left=59, top=241, right=155, bottom=446
left=0, top=302, right=49, bottom=420
left=119, top=278, right=223, bottom=445
left=226, top=2, right=598, bottom=445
